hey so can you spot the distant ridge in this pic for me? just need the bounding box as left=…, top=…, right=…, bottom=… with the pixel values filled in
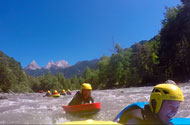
left=24, top=60, right=70, bottom=70
left=44, top=60, right=70, bottom=69
left=24, top=59, right=99, bottom=78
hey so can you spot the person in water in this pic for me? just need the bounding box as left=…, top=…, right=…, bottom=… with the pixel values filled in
left=114, top=83, right=184, bottom=124
left=61, top=89, right=66, bottom=95
left=68, top=83, right=94, bottom=106
left=44, top=90, right=51, bottom=97
left=53, top=90, right=58, bottom=95
left=66, top=89, right=72, bottom=95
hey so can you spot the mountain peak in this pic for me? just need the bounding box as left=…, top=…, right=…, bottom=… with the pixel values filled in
left=24, top=60, right=41, bottom=70
left=45, top=60, right=70, bottom=69
left=25, top=59, right=70, bottom=70
left=45, top=60, right=55, bottom=69
left=55, top=60, right=70, bottom=68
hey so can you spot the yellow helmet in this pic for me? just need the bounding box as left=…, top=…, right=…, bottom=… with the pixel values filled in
left=62, top=89, right=65, bottom=92
left=81, top=83, right=92, bottom=92
left=150, top=83, right=184, bottom=114
left=68, top=89, right=70, bottom=92
left=54, top=90, right=57, bottom=93
left=47, top=91, right=50, bottom=93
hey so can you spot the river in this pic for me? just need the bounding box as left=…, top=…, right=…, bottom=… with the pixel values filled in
left=0, top=83, right=190, bottom=124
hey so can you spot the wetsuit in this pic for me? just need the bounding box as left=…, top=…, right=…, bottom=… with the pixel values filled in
left=114, top=102, right=164, bottom=124
left=66, top=91, right=72, bottom=95
left=68, top=91, right=94, bottom=106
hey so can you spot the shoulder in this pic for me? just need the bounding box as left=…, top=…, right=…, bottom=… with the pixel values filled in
left=114, top=102, right=148, bottom=124
left=119, top=108, right=144, bottom=124
left=118, top=106, right=143, bottom=123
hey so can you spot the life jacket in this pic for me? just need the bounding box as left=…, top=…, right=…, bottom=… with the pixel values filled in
left=114, top=102, right=190, bottom=125
left=68, top=91, right=94, bottom=106
left=113, top=102, right=164, bottom=124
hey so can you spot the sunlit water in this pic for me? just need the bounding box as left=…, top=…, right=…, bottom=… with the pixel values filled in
left=0, top=83, right=190, bottom=124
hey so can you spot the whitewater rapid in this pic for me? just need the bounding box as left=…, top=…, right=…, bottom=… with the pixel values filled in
left=0, top=83, right=189, bottom=124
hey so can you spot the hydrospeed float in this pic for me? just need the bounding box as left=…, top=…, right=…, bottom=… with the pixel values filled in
left=59, top=118, right=190, bottom=125
left=170, top=118, right=190, bottom=125
left=58, top=119, right=119, bottom=125
left=51, top=93, right=60, bottom=97
left=62, top=102, right=101, bottom=116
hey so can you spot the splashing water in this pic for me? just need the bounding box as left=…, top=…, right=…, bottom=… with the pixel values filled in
left=0, top=83, right=189, bottom=124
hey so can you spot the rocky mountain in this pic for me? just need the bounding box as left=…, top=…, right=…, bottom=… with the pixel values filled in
left=24, top=59, right=99, bottom=78
left=44, top=60, right=70, bottom=69
left=24, top=60, right=70, bottom=70
left=24, top=60, right=41, bottom=70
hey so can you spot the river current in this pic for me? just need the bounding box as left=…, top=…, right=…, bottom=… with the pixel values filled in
left=0, top=83, right=190, bottom=124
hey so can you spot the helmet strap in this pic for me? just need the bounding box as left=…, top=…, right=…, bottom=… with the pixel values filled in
left=151, top=99, right=157, bottom=113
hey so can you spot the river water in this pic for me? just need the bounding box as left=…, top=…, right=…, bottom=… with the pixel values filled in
left=0, top=83, right=190, bottom=124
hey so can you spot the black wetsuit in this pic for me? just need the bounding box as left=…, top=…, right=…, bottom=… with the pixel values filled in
left=68, top=91, right=94, bottom=106
left=117, top=104, right=164, bottom=124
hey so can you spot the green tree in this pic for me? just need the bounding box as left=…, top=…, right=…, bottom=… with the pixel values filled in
left=84, top=67, right=99, bottom=89
left=56, top=73, right=66, bottom=88
left=70, top=75, right=80, bottom=89
left=159, top=3, right=190, bottom=80
left=0, top=63, right=15, bottom=92
left=27, top=75, right=41, bottom=92
left=39, top=73, right=61, bottom=91
left=64, top=79, right=72, bottom=90
left=97, top=55, right=110, bottom=88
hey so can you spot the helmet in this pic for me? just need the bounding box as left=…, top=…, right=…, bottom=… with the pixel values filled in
left=47, top=91, right=50, bottom=93
left=68, top=89, right=70, bottom=92
left=62, top=89, right=65, bottom=92
left=150, top=83, right=184, bottom=114
left=165, top=80, right=176, bottom=84
left=81, top=83, right=92, bottom=92
left=54, top=90, right=57, bottom=93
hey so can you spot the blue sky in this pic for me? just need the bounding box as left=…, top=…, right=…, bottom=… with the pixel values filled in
left=0, top=0, right=181, bottom=68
